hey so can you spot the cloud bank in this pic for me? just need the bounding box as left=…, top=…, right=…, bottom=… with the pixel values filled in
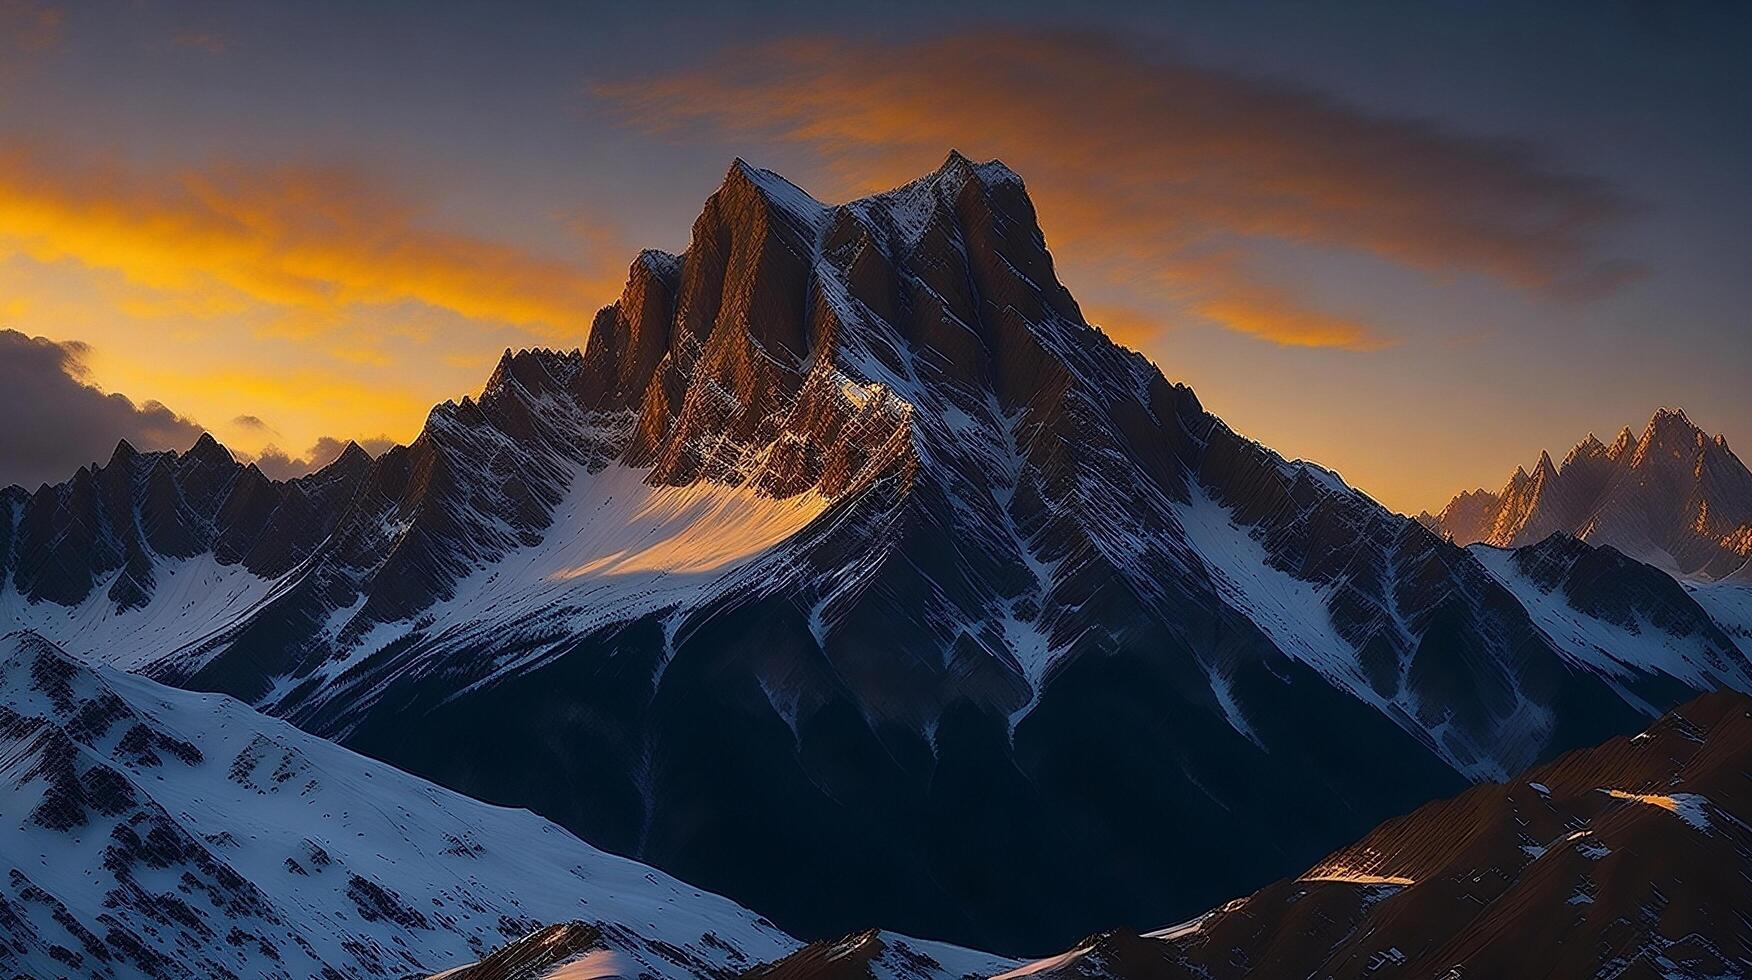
left=0, top=329, right=203, bottom=489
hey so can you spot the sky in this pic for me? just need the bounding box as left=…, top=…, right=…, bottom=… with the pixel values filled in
left=0, top=0, right=1746, bottom=510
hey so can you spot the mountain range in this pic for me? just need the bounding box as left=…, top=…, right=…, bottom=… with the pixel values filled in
left=4, top=153, right=1752, bottom=958
left=1423, top=408, right=1752, bottom=580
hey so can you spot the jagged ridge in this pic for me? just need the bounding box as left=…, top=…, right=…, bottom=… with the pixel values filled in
left=1426, top=407, right=1752, bottom=579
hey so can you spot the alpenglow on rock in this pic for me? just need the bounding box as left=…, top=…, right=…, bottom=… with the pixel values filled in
left=1424, top=407, right=1752, bottom=580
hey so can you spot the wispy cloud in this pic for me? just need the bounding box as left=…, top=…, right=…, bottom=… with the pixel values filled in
left=0, top=148, right=624, bottom=338
left=596, top=29, right=1635, bottom=350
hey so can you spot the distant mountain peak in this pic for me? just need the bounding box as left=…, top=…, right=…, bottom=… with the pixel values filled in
left=185, top=430, right=235, bottom=467
left=334, top=439, right=372, bottom=466
left=1608, top=423, right=1640, bottom=459
left=1559, top=432, right=1609, bottom=473
left=1431, top=407, right=1752, bottom=577
left=107, top=437, right=140, bottom=465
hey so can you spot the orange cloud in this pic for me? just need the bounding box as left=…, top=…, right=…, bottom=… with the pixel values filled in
left=0, top=148, right=623, bottom=337
left=596, top=30, right=1634, bottom=351
left=1192, top=289, right=1388, bottom=352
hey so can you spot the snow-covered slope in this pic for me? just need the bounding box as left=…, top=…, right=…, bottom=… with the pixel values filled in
left=0, top=554, right=277, bottom=672
left=1471, top=537, right=1752, bottom=702
left=1688, top=580, right=1752, bottom=660
left=0, top=434, right=371, bottom=657
left=0, top=631, right=797, bottom=979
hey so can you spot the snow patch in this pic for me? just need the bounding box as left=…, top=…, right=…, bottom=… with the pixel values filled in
left=1686, top=580, right=1752, bottom=659
left=1471, top=545, right=1752, bottom=690
left=0, top=553, right=279, bottom=671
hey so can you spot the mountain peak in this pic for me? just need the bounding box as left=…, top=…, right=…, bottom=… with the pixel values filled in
left=719, top=157, right=826, bottom=225
left=927, top=148, right=1022, bottom=190
left=1644, top=405, right=1700, bottom=439
left=108, top=438, right=139, bottom=465
left=185, top=430, right=235, bottom=467
left=1432, top=407, right=1752, bottom=576
left=334, top=440, right=371, bottom=467
left=634, top=247, right=682, bottom=279
left=1560, top=433, right=1607, bottom=471
left=1634, top=406, right=1710, bottom=467
left=1607, top=424, right=1639, bottom=459
left=933, top=148, right=980, bottom=184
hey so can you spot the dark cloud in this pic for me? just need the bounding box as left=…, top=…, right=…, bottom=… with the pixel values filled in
left=0, top=329, right=204, bottom=489
left=247, top=435, right=395, bottom=481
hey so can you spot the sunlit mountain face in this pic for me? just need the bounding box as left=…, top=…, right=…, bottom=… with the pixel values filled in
left=1425, top=408, right=1752, bottom=580
left=1, top=4, right=1749, bottom=978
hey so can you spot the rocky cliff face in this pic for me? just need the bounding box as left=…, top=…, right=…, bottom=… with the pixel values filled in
left=1427, top=408, right=1752, bottom=579
left=5, top=155, right=1749, bottom=956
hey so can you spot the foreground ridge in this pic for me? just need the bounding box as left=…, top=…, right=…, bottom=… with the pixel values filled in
left=0, top=631, right=796, bottom=978
left=762, top=690, right=1752, bottom=978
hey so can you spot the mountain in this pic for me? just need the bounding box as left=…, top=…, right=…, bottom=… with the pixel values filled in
left=1424, top=408, right=1752, bottom=580
left=5, top=154, right=1750, bottom=955
left=984, top=688, right=1752, bottom=979
left=0, top=630, right=799, bottom=979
